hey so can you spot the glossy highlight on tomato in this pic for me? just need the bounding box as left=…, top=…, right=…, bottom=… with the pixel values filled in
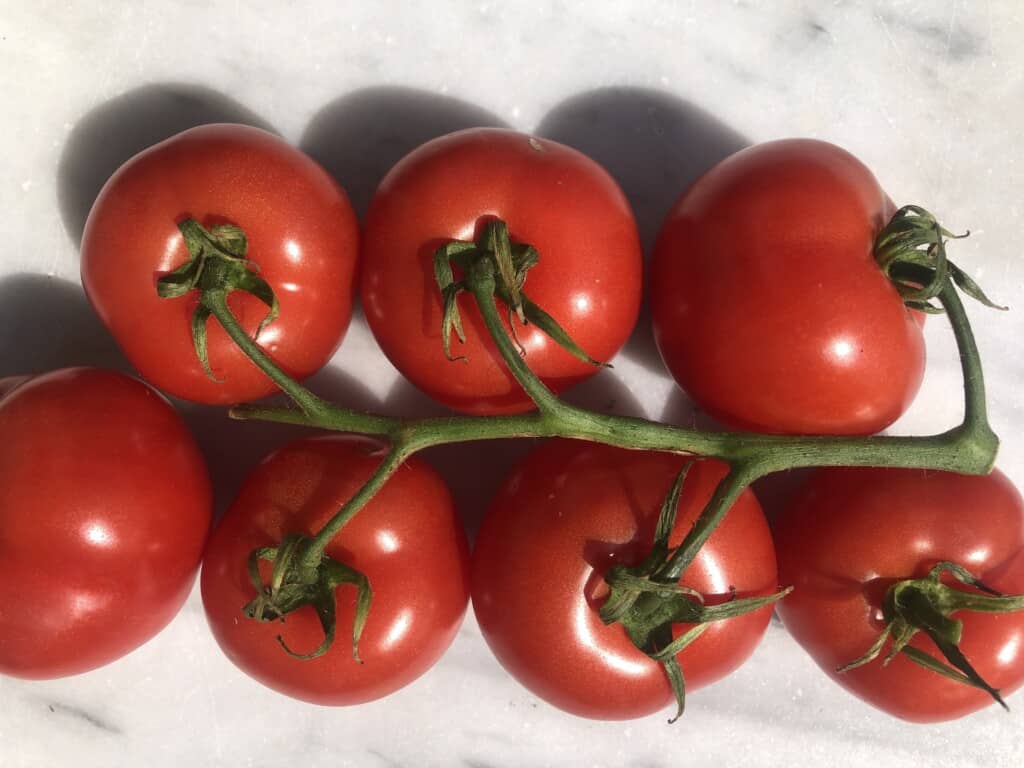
left=471, top=440, right=778, bottom=719
left=361, top=128, right=642, bottom=415
left=651, top=138, right=925, bottom=435
left=81, top=124, right=359, bottom=404
left=775, top=467, right=1024, bottom=722
left=0, top=368, right=212, bottom=678
left=201, top=436, right=470, bottom=705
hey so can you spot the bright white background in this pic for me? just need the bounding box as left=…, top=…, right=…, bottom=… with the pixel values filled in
left=1, top=1, right=1023, bottom=766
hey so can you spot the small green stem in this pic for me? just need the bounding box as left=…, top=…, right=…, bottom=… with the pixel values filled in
left=205, top=291, right=333, bottom=419
left=939, top=273, right=996, bottom=445
left=660, top=464, right=756, bottom=580
left=307, top=447, right=409, bottom=559
left=466, top=261, right=566, bottom=416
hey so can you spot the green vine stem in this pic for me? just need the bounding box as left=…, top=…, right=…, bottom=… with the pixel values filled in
left=230, top=264, right=997, bottom=477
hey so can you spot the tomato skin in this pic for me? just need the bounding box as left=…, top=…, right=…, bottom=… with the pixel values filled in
left=81, top=124, right=359, bottom=405
left=650, top=139, right=924, bottom=435
left=201, top=436, right=470, bottom=705
left=0, top=368, right=212, bottom=678
left=471, top=440, right=778, bottom=719
left=774, top=467, right=1024, bottom=722
left=361, top=128, right=642, bottom=415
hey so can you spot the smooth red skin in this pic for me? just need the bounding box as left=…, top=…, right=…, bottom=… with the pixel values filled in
left=650, top=139, right=925, bottom=435
left=81, top=124, right=359, bottom=405
left=201, top=436, right=470, bottom=705
left=0, top=368, right=212, bottom=678
left=361, top=128, right=643, bottom=415
left=775, top=467, right=1024, bottom=722
left=471, top=440, right=778, bottom=720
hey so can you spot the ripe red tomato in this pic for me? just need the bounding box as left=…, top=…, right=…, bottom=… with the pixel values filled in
left=81, top=124, right=359, bottom=404
left=0, top=368, right=211, bottom=678
left=650, top=139, right=925, bottom=435
left=774, top=467, right=1024, bottom=722
left=361, top=128, right=642, bottom=415
left=471, top=440, right=778, bottom=719
left=201, top=436, right=470, bottom=704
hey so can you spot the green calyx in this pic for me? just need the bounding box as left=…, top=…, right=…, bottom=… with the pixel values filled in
left=837, top=561, right=1024, bottom=709
left=243, top=533, right=372, bottom=662
left=874, top=205, right=1006, bottom=314
left=157, top=218, right=280, bottom=379
left=599, top=463, right=792, bottom=723
left=433, top=219, right=608, bottom=367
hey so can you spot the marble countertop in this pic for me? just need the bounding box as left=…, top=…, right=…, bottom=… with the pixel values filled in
left=2, top=1, right=1023, bottom=766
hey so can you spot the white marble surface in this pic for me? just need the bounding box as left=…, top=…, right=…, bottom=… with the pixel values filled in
left=2, top=1, right=1024, bottom=766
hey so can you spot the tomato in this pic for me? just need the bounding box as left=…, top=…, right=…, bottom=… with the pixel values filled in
left=0, top=368, right=211, bottom=678
left=774, top=467, right=1024, bottom=722
left=201, top=436, right=470, bottom=704
left=361, top=128, right=642, bottom=415
left=471, top=440, right=778, bottom=719
left=81, top=124, right=359, bottom=404
left=650, top=139, right=925, bottom=435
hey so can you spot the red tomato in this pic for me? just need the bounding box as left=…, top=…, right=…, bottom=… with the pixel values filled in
left=650, top=139, right=925, bottom=435
left=471, top=440, right=778, bottom=719
left=81, top=124, right=359, bottom=404
left=201, top=436, right=470, bottom=704
left=361, top=128, right=642, bottom=415
left=774, top=467, right=1024, bottom=721
left=0, top=368, right=211, bottom=678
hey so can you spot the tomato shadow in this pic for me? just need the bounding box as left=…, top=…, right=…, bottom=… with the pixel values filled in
left=300, top=86, right=508, bottom=221
left=659, top=384, right=730, bottom=432
left=178, top=365, right=383, bottom=523
left=536, top=87, right=749, bottom=379
left=753, top=468, right=816, bottom=528
left=384, top=367, right=648, bottom=542
left=57, top=82, right=274, bottom=247
left=0, top=273, right=130, bottom=376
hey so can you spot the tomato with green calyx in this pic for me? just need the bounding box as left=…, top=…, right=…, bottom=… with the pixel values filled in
left=361, top=128, right=642, bottom=415
left=201, top=436, right=470, bottom=705
left=81, top=124, right=359, bottom=405
left=775, top=467, right=1024, bottom=722
left=0, top=368, right=211, bottom=678
left=651, top=138, right=925, bottom=435
left=471, top=440, right=779, bottom=720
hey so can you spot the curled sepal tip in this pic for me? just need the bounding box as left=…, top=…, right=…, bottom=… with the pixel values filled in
left=600, top=463, right=792, bottom=722
left=874, top=205, right=1006, bottom=312
left=242, top=533, right=373, bottom=662
left=837, top=560, right=1024, bottom=710
left=156, top=218, right=280, bottom=379
left=432, top=218, right=608, bottom=368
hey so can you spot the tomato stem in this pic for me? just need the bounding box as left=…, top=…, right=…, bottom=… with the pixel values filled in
left=465, top=258, right=568, bottom=417
left=306, top=446, right=409, bottom=559
left=205, top=293, right=334, bottom=421
left=232, top=264, right=998, bottom=475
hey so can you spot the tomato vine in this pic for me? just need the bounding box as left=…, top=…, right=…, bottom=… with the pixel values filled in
left=169, top=203, right=1011, bottom=719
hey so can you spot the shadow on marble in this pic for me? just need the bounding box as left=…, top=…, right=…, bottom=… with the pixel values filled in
left=536, top=87, right=749, bottom=379
left=752, top=467, right=816, bottom=528
left=0, top=273, right=129, bottom=376
left=659, top=381, right=729, bottom=434
left=300, top=86, right=508, bottom=220
left=386, top=366, right=646, bottom=541
left=57, top=83, right=274, bottom=247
